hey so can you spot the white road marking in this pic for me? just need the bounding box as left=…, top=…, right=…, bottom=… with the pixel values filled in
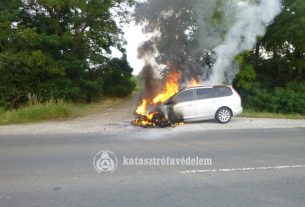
left=181, top=165, right=305, bottom=174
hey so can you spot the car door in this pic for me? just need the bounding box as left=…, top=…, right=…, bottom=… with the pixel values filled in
left=212, top=86, right=234, bottom=109
left=172, top=89, right=197, bottom=120
left=194, top=88, right=216, bottom=119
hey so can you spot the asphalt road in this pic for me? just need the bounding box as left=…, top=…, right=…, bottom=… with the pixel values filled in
left=0, top=127, right=305, bottom=207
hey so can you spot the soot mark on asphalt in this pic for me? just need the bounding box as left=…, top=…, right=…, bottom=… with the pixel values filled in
left=53, top=187, right=61, bottom=192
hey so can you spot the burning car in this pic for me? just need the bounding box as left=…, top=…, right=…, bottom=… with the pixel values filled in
left=132, top=70, right=243, bottom=127
left=158, top=85, right=243, bottom=124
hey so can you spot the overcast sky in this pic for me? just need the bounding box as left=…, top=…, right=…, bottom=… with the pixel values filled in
left=124, top=23, right=149, bottom=75
left=112, top=21, right=149, bottom=75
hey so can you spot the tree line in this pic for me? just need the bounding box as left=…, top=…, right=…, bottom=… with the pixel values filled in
left=0, top=0, right=304, bottom=114
left=0, top=0, right=135, bottom=109
left=235, top=0, right=305, bottom=114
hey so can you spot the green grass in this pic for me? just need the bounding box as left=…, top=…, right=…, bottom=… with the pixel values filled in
left=131, top=75, right=141, bottom=90
left=2, top=96, right=304, bottom=125
left=0, top=98, right=124, bottom=125
left=241, top=108, right=305, bottom=119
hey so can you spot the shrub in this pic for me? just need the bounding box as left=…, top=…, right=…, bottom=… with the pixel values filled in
left=242, top=81, right=305, bottom=115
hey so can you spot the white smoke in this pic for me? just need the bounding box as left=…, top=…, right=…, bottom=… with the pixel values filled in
left=135, top=0, right=282, bottom=85
left=209, top=0, right=282, bottom=84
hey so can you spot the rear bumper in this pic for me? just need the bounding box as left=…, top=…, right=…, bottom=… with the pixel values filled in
left=232, top=106, right=243, bottom=116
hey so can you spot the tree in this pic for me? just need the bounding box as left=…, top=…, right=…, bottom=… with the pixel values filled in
left=101, top=55, right=136, bottom=97
left=251, top=0, right=305, bottom=87
left=233, top=0, right=305, bottom=114
left=0, top=0, right=135, bottom=108
left=135, top=0, right=230, bottom=80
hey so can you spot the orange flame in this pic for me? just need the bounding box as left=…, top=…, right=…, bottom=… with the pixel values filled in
left=136, top=99, right=148, bottom=115
left=152, top=71, right=181, bottom=104
left=132, top=70, right=181, bottom=127
left=133, top=70, right=200, bottom=127
left=188, top=78, right=201, bottom=87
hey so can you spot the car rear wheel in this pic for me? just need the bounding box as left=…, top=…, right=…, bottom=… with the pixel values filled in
left=216, top=107, right=232, bottom=124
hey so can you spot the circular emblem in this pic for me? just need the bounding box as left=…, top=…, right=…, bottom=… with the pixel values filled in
left=93, top=150, right=118, bottom=173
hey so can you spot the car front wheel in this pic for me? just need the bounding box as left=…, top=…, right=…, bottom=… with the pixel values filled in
left=216, top=107, right=232, bottom=124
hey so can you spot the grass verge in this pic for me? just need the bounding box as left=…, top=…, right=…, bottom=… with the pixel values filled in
left=241, top=109, right=305, bottom=119
left=0, top=98, right=124, bottom=125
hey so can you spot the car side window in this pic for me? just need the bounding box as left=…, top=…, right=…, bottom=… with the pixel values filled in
left=173, top=90, right=194, bottom=103
left=213, top=87, right=233, bottom=98
left=196, top=88, right=214, bottom=100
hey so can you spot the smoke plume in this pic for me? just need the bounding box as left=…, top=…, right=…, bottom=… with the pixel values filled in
left=135, top=0, right=282, bottom=85
left=209, top=0, right=282, bottom=84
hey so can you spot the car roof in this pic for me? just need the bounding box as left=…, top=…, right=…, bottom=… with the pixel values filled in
left=181, top=84, right=232, bottom=91
left=164, top=85, right=232, bottom=101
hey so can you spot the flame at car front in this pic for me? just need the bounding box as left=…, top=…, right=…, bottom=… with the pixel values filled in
left=132, top=71, right=181, bottom=127
left=132, top=71, right=201, bottom=127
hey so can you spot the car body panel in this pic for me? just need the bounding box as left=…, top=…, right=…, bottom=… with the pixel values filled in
left=159, top=85, right=243, bottom=123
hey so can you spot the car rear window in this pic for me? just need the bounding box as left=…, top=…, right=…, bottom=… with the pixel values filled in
left=213, top=86, right=233, bottom=97
left=196, top=88, right=214, bottom=100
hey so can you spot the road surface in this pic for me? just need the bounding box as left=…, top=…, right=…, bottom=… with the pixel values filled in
left=0, top=127, right=305, bottom=207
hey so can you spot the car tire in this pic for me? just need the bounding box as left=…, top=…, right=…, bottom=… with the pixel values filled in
left=215, top=107, right=232, bottom=124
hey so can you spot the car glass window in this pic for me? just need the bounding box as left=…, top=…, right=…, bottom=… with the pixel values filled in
left=213, top=86, right=233, bottom=97
left=196, top=88, right=213, bottom=100
left=173, top=90, right=194, bottom=103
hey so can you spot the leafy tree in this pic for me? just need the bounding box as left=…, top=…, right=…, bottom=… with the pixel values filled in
left=135, top=0, right=230, bottom=79
left=101, top=55, right=136, bottom=97
left=251, top=0, right=305, bottom=87
left=232, top=0, right=305, bottom=114
left=0, top=0, right=135, bottom=108
left=235, top=53, right=257, bottom=90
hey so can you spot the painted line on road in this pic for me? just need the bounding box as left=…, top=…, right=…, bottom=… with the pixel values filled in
left=181, top=165, right=305, bottom=174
